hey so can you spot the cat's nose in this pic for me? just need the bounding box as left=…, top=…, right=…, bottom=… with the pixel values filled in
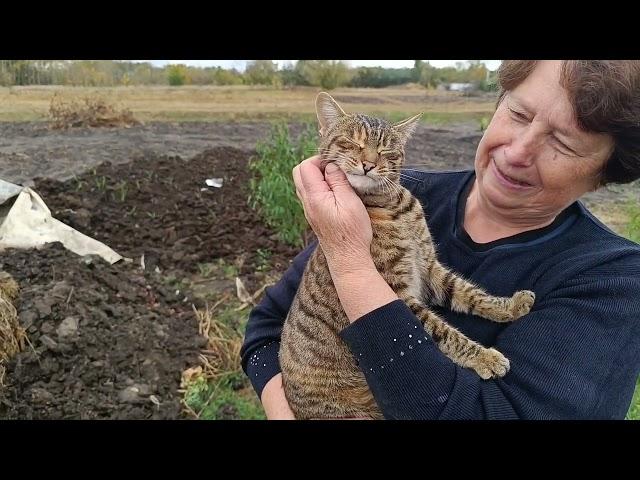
left=362, top=162, right=375, bottom=175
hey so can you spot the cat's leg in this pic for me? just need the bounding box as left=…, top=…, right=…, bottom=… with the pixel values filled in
left=421, top=257, right=535, bottom=323
left=402, top=295, right=510, bottom=379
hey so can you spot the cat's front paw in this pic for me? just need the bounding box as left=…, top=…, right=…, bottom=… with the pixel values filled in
left=470, top=347, right=510, bottom=379
left=510, top=290, right=535, bottom=319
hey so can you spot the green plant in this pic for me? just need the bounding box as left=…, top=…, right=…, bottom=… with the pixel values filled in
left=184, top=375, right=264, bottom=420
left=627, top=377, right=640, bottom=420
left=625, top=201, right=640, bottom=244
left=624, top=201, right=640, bottom=419
left=125, top=205, right=137, bottom=217
left=478, top=116, right=490, bottom=132
left=95, top=176, right=107, bottom=191
left=167, top=65, right=188, bottom=86
left=73, top=175, right=87, bottom=191
left=218, top=259, right=239, bottom=279
left=162, top=273, right=187, bottom=291
left=115, top=181, right=128, bottom=202
left=249, top=122, right=317, bottom=247
left=255, top=248, right=272, bottom=272
left=197, top=262, right=216, bottom=278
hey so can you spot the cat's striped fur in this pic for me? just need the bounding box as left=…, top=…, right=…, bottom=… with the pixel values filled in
left=279, top=92, right=535, bottom=419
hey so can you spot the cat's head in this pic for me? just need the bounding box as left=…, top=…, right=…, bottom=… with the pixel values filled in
left=315, top=92, right=421, bottom=194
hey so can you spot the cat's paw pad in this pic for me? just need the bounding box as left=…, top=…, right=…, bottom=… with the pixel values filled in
left=510, top=290, right=535, bottom=319
left=472, top=348, right=510, bottom=379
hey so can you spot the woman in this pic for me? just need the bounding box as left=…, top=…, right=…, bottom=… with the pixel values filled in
left=241, top=60, right=640, bottom=419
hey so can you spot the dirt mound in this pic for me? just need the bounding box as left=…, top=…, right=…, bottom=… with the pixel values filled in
left=33, top=146, right=299, bottom=291
left=0, top=243, right=203, bottom=419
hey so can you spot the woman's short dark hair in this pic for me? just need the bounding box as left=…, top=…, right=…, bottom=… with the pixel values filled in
left=497, top=60, right=640, bottom=185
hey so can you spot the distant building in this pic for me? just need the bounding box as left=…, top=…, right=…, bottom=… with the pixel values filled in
left=447, top=82, right=475, bottom=92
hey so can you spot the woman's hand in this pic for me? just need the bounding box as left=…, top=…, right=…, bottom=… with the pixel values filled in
left=292, top=155, right=372, bottom=263
left=292, top=155, right=398, bottom=322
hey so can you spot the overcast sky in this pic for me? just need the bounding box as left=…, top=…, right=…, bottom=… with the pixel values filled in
left=132, top=60, right=501, bottom=71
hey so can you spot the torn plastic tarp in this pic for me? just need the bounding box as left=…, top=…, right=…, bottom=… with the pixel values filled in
left=0, top=178, right=123, bottom=264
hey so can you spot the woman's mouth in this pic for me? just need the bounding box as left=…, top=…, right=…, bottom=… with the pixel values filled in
left=491, top=158, right=534, bottom=190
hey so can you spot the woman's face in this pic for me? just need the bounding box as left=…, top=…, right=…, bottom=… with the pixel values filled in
left=474, top=61, right=615, bottom=223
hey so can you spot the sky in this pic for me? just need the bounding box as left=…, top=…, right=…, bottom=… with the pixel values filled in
left=132, top=60, right=502, bottom=71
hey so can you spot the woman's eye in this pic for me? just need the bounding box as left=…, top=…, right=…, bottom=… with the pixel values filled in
left=552, top=137, right=576, bottom=156
left=509, top=108, right=528, bottom=122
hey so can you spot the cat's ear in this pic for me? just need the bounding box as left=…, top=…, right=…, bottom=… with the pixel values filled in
left=393, top=113, right=422, bottom=142
left=316, top=92, right=346, bottom=136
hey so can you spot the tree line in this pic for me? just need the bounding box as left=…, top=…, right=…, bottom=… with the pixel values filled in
left=0, top=60, right=497, bottom=90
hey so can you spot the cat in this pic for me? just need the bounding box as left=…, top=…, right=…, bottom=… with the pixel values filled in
left=279, top=92, right=535, bottom=419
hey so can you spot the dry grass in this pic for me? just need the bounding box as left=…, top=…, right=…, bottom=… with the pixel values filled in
left=0, top=85, right=496, bottom=123
left=48, top=94, right=141, bottom=129
left=0, top=271, right=24, bottom=386
left=188, top=294, right=244, bottom=383
left=179, top=294, right=257, bottom=419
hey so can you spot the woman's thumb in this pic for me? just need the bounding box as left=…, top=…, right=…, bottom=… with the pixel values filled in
left=324, top=163, right=354, bottom=195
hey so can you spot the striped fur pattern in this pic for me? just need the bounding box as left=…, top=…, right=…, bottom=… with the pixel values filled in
left=279, top=92, right=535, bottom=419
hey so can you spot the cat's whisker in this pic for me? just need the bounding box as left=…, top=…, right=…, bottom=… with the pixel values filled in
left=384, top=167, right=420, bottom=181
left=318, top=151, right=353, bottom=164
left=377, top=175, right=389, bottom=198
left=386, top=168, right=424, bottom=183
left=392, top=179, right=404, bottom=203
left=381, top=177, right=396, bottom=200
left=316, top=146, right=346, bottom=155
left=391, top=181, right=403, bottom=204
left=387, top=166, right=423, bottom=173
left=399, top=173, right=422, bottom=183
left=317, top=146, right=347, bottom=155
left=381, top=176, right=402, bottom=203
left=377, top=176, right=388, bottom=198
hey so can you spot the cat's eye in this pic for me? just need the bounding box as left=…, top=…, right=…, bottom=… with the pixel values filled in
left=336, top=137, right=361, bottom=150
left=380, top=150, right=400, bottom=161
left=335, top=140, right=354, bottom=149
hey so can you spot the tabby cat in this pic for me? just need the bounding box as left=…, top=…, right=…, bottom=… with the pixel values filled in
left=279, top=92, right=535, bottom=419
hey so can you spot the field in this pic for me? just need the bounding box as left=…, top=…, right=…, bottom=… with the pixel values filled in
left=0, top=85, right=637, bottom=419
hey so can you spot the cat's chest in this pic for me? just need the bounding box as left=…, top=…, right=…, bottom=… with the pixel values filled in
left=367, top=204, right=423, bottom=250
left=369, top=219, right=415, bottom=255
left=369, top=222, right=423, bottom=294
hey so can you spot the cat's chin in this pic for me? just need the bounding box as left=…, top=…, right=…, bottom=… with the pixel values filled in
left=346, top=173, right=381, bottom=194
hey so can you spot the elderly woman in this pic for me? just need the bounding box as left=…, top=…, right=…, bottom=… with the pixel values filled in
left=241, top=60, right=640, bottom=419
